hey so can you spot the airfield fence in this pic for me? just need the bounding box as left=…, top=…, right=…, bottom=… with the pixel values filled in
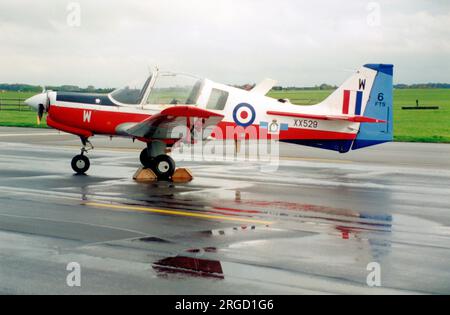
left=0, top=98, right=32, bottom=111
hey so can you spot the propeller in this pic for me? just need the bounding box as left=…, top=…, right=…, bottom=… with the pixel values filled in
left=23, top=87, right=50, bottom=125
left=35, top=87, right=50, bottom=125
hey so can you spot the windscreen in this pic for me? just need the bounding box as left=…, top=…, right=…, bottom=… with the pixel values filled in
left=110, top=75, right=152, bottom=105
left=146, top=73, right=202, bottom=105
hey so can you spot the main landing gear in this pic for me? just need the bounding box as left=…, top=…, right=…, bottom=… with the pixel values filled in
left=139, top=141, right=176, bottom=180
left=70, top=138, right=177, bottom=180
left=71, top=137, right=93, bottom=175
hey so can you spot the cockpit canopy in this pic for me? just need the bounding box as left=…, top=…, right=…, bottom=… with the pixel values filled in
left=109, top=71, right=203, bottom=106
left=109, top=76, right=152, bottom=105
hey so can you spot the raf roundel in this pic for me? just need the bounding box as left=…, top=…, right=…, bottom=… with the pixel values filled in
left=233, top=103, right=256, bottom=127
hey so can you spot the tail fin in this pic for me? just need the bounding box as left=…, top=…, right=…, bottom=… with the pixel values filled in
left=318, top=64, right=394, bottom=151
left=352, top=64, right=393, bottom=150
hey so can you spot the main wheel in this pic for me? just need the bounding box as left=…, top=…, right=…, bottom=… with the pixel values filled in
left=152, top=155, right=176, bottom=180
left=71, top=155, right=90, bottom=174
left=140, top=149, right=154, bottom=168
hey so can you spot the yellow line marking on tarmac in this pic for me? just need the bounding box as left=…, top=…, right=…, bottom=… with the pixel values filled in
left=85, top=202, right=273, bottom=225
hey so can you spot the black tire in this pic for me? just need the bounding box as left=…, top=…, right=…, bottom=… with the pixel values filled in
left=152, top=155, right=176, bottom=180
left=71, top=155, right=90, bottom=174
left=140, top=149, right=154, bottom=168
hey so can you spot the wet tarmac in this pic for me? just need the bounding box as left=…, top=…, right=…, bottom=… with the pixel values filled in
left=0, top=127, right=449, bottom=294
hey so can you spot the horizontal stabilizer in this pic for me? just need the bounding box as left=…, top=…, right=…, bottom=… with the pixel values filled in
left=267, top=111, right=386, bottom=123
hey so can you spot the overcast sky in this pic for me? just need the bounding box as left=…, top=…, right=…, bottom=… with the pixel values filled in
left=1, top=0, right=449, bottom=87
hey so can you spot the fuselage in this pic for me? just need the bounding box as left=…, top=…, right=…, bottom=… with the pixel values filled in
left=47, top=91, right=356, bottom=141
left=26, top=65, right=394, bottom=153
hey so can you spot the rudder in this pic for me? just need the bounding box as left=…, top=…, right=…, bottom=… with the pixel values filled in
left=352, top=64, right=394, bottom=150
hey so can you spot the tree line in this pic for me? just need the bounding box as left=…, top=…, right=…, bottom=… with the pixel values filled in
left=1, top=82, right=449, bottom=93
left=0, top=84, right=114, bottom=93
left=272, top=83, right=450, bottom=91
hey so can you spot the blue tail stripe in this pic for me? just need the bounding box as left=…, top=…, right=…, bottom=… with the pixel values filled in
left=355, top=91, right=363, bottom=115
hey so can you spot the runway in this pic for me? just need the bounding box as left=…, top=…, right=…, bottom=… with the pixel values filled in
left=0, top=127, right=449, bottom=294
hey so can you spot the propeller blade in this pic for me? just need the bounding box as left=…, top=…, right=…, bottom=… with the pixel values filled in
left=45, top=91, right=50, bottom=109
left=37, top=104, right=45, bottom=125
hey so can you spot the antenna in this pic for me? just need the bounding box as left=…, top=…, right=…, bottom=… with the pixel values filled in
left=148, top=65, right=159, bottom=75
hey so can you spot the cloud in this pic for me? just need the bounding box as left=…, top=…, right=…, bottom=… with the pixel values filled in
left=0, top=0, right=449, bottom=87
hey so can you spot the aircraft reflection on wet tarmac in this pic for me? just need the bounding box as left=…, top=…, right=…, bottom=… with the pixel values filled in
left=153, top=248, right=225, bottom=280
left=147, top=204, right=393, bottom=280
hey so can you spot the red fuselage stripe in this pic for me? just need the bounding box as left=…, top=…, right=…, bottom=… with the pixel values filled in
left=48, top=105, right=356, bottom=141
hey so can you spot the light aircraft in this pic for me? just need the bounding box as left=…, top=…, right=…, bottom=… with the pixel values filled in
left=25, top=64, right=393, bottom=180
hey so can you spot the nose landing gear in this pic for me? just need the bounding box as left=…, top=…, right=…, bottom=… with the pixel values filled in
left=71, top=137, right=94, bottom=175
left=71, top=155, right=90, bottom=174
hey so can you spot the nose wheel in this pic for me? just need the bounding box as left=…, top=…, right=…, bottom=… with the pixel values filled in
left=72, top=137, right=93, bottom=175
left=71, top=155, right=90, bottom=174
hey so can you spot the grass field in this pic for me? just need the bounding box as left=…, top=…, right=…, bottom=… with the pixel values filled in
left=0, top=89, right=449, bottom=142
left=0, top=91, right=47, bottom=128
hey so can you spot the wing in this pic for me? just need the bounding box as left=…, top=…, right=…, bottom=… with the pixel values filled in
left=122, top=106, right=224, bottom=141
left=267, top=111, right=386, bottom=123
